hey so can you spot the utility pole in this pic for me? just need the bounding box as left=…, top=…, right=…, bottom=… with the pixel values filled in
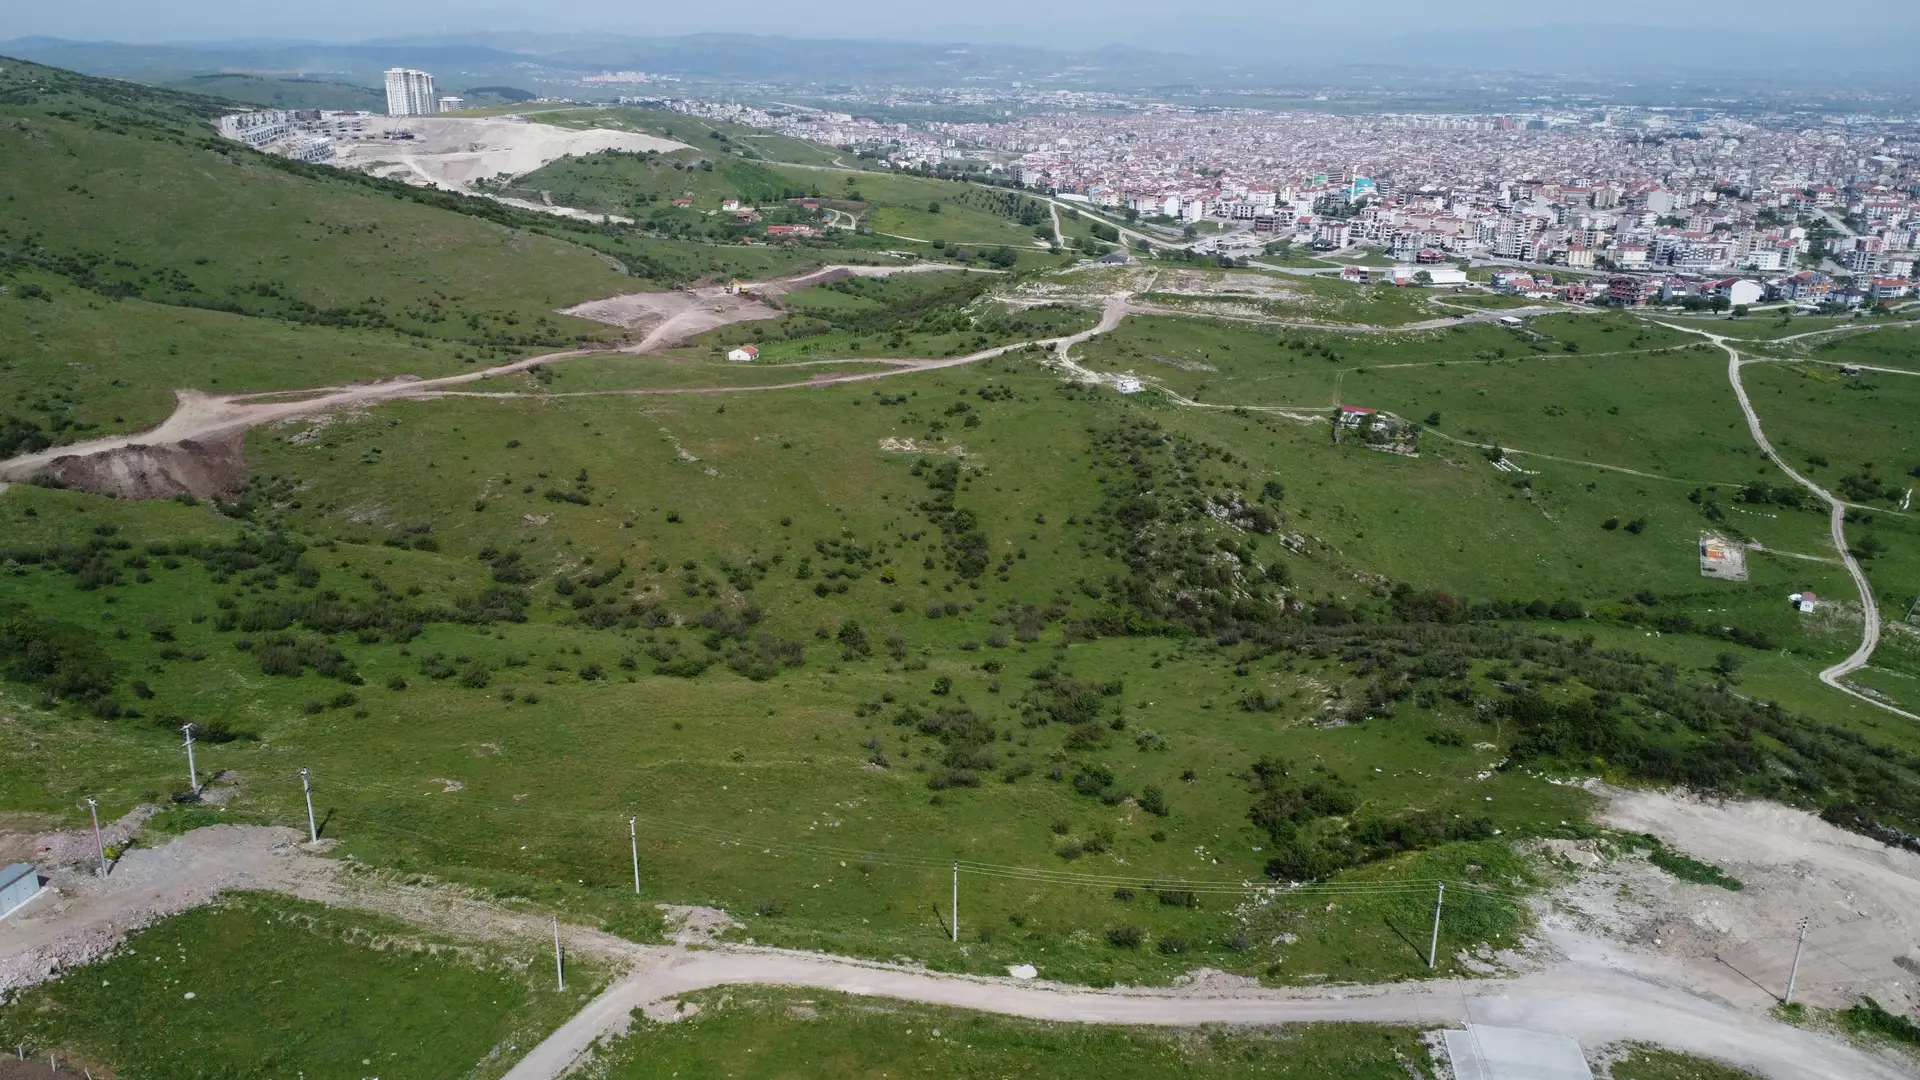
left=84, top=797, right=107, bottom=878
left=1785, top=916, right=1810, bottom=1004
left=300, top=769, right=318, bottom=843
left=951, top=862, right=959, bottom=944
left=1427, top=883, right=1446, bottom=969
left=629, top=818, right=640, bottom=895
left=552, top=916, right=564, bottom=991
left=181, top=723, right=199, bottom=794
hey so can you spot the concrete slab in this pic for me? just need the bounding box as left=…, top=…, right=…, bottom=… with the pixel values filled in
left=1444, top=1024, right=1594, bottom=1080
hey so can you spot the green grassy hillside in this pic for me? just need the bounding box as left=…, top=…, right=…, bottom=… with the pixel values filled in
left=1, top=57, right=1919, bottom=1029
left=0, top=892, right=598, bottom=1079
left=163, top=72, right=386, bottom=111
left=0, top=57, right=895, bottom=447
left=595, top=988, right=1428, bottom=1079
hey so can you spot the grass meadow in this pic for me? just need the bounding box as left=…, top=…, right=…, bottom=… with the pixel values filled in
left=0, top=892, right=600, bottom=1080
left=3, top=57, right=1920, bottom=1042
left=590, top=988, right=1431, bottom=1080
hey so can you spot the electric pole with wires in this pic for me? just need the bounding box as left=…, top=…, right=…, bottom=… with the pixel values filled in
left=181, top=723, right=200, bottom=794
left=85, top=796, right=107, bottom=878
left=1427, top=883, right=1446, bottom=968
left=1785, top=916, right=1810, bottom=1004
left=300, top=768, right=318, bottom=843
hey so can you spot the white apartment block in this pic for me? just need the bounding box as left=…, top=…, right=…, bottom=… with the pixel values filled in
left=214, top=109, right=365, bottom=162
left=385, top=69, right=440, bottom=117
left=216, top=110, right=292, bottom=149
left=280, top=135, right=335, bottom=163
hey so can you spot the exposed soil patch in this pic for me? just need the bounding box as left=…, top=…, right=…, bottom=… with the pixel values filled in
left=560, top=263, right=985, bottom=354
left=329, top=117, right=686, bottom=195
left=657, top=904, right=743, bottom=946
left=33, top=431, right=244, bottom=500
left=1542, top=784, right=1920, bottom=1015
left=1154, top=268, right=1303, bottom=302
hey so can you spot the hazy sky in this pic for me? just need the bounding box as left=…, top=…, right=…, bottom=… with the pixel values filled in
left=8, top=0, right=1910, bottom=51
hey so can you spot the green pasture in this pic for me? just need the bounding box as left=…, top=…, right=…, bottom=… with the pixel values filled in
left=593, top=988, right=1430, bottom=1079
left=0, top=892, right=599, bottom=1080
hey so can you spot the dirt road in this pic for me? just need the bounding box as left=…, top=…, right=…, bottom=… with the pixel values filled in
left=12, top=786, right=1920, bottom=1080
left=0, top=265, right=994, bottom=493
left=0, top=271, right=1092, bottom=493
left=503, top=950, right=1910, bottom=1080
left=0, top=259, right=1542, bottom=498
left=1665, top=323, right=1914, bottom=721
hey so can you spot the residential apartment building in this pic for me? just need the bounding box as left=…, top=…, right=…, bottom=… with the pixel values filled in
left=385, top=69, right=439, bottom=117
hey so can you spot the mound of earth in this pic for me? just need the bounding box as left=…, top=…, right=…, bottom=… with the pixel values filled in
left=33, top=432, right=245, bottom=500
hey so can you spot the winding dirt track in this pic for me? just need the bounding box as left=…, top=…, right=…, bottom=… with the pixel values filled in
left=1659, top=322, right=1917, bottom=722
left=8, top=800, right=1917, bottom=1080
left=504, top=953, right=1909, bottom=1080
left=0, top=267, right=913, bottom=484
left=0, top=278, right=1905, bottom=721
left=0, top=268, right=1555, bottom=489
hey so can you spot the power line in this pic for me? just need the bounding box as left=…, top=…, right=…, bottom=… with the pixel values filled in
left=278, top=777, right=1530, bottom=905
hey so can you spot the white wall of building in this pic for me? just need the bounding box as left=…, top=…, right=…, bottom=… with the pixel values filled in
left=385, top=69, right=439, bottom=117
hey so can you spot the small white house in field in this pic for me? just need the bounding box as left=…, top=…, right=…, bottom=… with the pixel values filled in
left=1114, top=376, right=1144, bottom=393
left=727, top=345, right=760, bottom=362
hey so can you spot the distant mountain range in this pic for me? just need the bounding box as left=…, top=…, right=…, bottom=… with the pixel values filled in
left=3, top=30, right=1914, bottom=103
left=0, top=34, right=1205, bottom=90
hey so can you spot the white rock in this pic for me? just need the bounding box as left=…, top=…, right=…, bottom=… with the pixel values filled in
left=1007, top=964, right=1038, bottom=979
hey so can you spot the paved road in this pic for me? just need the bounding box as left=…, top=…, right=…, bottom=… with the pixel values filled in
left=1817, top=207, right=1858, bottom=239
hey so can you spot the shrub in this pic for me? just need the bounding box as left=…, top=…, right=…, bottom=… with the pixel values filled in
left=655, top=656, right=712, bottom=678
left=1106, top=924, right=1144, bottom=949
left=1137, top=785, right=1170, bottom=816
left=836, top=618, right=871, bottom=659
left=1839, top=997, right=1920, bottom=1049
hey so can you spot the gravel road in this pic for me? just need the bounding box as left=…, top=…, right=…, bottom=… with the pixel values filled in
left=499, top=940, right=1912, bottom=1080
left=7, top=791, right=1918, bottom=1080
